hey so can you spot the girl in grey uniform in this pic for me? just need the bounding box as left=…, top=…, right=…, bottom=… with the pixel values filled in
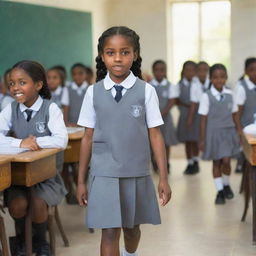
left=0, top=61, right=68, bottom=256
left=77, top=26, right=172, bottom=256
left=0, top=69, right=14, bottom=111
left=177, top=61, right=200, bottom=175
left=199, top=64, right=241, bottom=205
left=150, top=60, right=178, bottom=172
left=235, top=57, right=256, bottom=173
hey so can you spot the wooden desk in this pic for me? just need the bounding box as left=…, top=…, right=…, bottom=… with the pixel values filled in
left=1, top=148, right=61, bottom=256
left=242, top=133, right=256, bottom=244
left=0, top=156, right=13, bottom=256
left=64, top=129, right=84, bottom=163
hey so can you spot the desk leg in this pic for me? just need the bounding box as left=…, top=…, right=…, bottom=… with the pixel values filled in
left=25, top=188, right=32, bottom=256
left=251, top=166, right=256, bottom=244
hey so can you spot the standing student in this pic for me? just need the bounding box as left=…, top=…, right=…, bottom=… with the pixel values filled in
left=177, top=61, right=200, bottom=175
left=77, top=26, right=171, bottom=256
left=0, top=69, right=14, bottom=111
left=235, top=57, right=256, bottom=173
left=0, top=60, right=68, bottom=255
left=61, top=63, right=89, bottom=126
left=52, top=65, right=71, bottom=87
left=150, top=60, right=178, bottom=172
left=199, top=64, right=241, bottom=204
left=194, top=61, right=210, bottom=91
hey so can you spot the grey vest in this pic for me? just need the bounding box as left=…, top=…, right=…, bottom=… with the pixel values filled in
left=240, top=79, right=256, bottom=127
left=51, top=88, right=63, bottom=109
left=10, top=100, right=51, bottom=139
left=68, top=86, right=88, bottom=123
left=151, top=81, right=170, bottom=110
left=206, top=90, right=235, bottom=129
left=91, top=78, right=151, bottom=178
left=179, top=81, right=191, bottom=105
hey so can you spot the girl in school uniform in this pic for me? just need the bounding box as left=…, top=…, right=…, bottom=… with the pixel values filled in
left=199, top=64, right=241, bottom=204
left=0, top=60, right=68, bottom=256
left=61, top=63, right=89, bottom=127
left=177, top=61, right=200, bottom=175
left=0, top=69, right=14, bottom=111
left=234, top=57, right=256, bottom=173
left=77, top=26, right=171, bottom=256
left=149, top=60, right=178, bottom=172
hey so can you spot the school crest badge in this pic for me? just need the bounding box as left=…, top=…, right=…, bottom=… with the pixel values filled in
left=36, top=122, right=46, bottom=133
left=131, top=105, right=143, bottom=118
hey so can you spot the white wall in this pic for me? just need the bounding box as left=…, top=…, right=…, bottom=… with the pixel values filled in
left=231, top=0, right=256, bottom=83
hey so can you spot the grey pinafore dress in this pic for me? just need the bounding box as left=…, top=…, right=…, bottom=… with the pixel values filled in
left=87, top=78, right=161, bottom=229
left=177, top=80, right=200, bottom=142
left=151, top=81, right=178, bottom=146
left=240, top=79, right=256, bottom=128
left=202, top=91, right=240, bottom=160
left=5, top=100, right=67, bottom=206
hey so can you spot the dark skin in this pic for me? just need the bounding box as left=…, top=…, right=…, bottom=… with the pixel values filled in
left=199, top=69, right=242, bottom=179
left=197, top=63, right=209, bottom=85
left=77, top=35, right=171, bottom=256
left=8, top=68, right=48, bottom=223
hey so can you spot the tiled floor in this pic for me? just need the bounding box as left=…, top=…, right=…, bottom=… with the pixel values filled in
left=3, top=145, right=256, bottom=255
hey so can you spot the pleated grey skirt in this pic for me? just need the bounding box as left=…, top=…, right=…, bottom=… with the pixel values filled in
left=202, top=126, right=240, bottom=160
left=161, top=113, right=178, bottom=146
left=177, top=106, right=200, bottom=143
left=86, top=175, right=161, bottom=229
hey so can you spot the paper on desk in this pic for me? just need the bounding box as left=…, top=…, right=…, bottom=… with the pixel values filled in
left=0, top=145, right=29, bottom=154
left=243, top=124, right=256, bottom=136
left=66, top=127, right=85, bottom=134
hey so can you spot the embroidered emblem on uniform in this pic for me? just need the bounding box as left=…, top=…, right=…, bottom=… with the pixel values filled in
left=162, top=90, right=169, bottom=98
left=36, top=122, right=46, bottom=133
left=131, top=105, right=143, bottom=118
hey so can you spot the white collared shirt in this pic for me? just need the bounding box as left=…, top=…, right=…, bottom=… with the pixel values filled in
left=51, top=86, right=63, bottom=96
left=77, top=71, right=164, bottom=129
left=150, top=78, right=179, bottom=99
left=0, top=96, right=68, bottom=148
left=61, top=81, right=88, bottom=106
left=235, top=77, right=256, bottom=105
left=190, top=78, right=210, bottom=103
left=198, top=86, right=238, bottom=115
left=176, top=78, right=197, bottom=98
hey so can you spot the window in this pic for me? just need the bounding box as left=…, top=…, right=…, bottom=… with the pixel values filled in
left=170, top=0, right=230, bottom=83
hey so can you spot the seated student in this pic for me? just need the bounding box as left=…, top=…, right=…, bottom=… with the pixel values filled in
left=0, top=69, right=14, bottom=111
left=0, top=60, right=68, bottom=256
left=61, top=63, right=89, bottom=127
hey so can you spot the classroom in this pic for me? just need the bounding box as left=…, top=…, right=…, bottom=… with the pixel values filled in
left=0, top=0, right=256, bottom=255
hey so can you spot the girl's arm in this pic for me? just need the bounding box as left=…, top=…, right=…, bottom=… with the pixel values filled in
left=176, top=98, right=190, bottom=108
left=161, top=98, right=176, bottom=117
left=77, top=127, right=94, bottom=206
left=149, top=127, right=172, bottom=206
left=232, top=111, right=243, bottom=138
left=187, top=102, right=198, bottom=128
left=199, top=115, right=207, bottom=152
left=63, top=105, right=69, bottom=126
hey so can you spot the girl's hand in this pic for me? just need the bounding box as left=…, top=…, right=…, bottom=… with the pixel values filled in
left=186, top=118, right=193, bottom=129
left=77, top=183, right=88, bottom=207
left=20, top=135, right=39, bottom=151
left=158, top=179, right=172, bottom=206
left=199, top=140, right=205, bottom=152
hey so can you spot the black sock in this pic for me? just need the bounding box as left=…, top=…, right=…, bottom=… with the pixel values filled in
left=14, top=217, right=25, bottom=239
left=32, top=222, right=47, bottom=243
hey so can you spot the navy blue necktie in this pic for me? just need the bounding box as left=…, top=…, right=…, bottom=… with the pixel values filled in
left=25, top=109, right=33, bottom=122
left=114, top=85, right=124, bottom=102
left=220, top=94, right=224, bottom=102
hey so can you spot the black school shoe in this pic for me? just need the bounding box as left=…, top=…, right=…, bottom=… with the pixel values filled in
left=192, top=161, right=200, bottom=174
left=183, top=164, right=194, bottom=175
left=215, top=190, right=226, bottom=205
left=35, top=241, right=51, bottom=256
left=13, top=236, right=26, bottom=256
left=223, top=185, right=234, bottom=199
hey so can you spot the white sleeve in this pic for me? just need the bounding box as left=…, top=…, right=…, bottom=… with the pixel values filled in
left=235, top=84, right=246, bottom=106
left=168, top=84, right=179, bottom=99
left=1, top=96, right=14, bottom=110
left=77, top=86, right=96, bottom=128
left=61, top=87, right=69, bottom=106
left=198, top=93, right=209, bottom=115
left=190, top=83, right=200, bottom=103
left=36, top=103, right=68, bottom=149
left=232, top=92, right=238, bottom=113
left=0, top=104, right=22, bottom=147
left=145, top=83, right=164, bottom=128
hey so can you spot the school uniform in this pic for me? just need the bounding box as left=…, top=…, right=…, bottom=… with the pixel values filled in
left=78, top=71, right=162, bottom=229
left=61, top=81, right=88, bottom=123
left=0, top=96, right=68, bottom=206
left=198, top=86, right=240, bottom=160
left=149, top=78, right=178, bottom=146
left=177, top=78, right=200, bottom=142
left=235, top=77, right=256, bottom=127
